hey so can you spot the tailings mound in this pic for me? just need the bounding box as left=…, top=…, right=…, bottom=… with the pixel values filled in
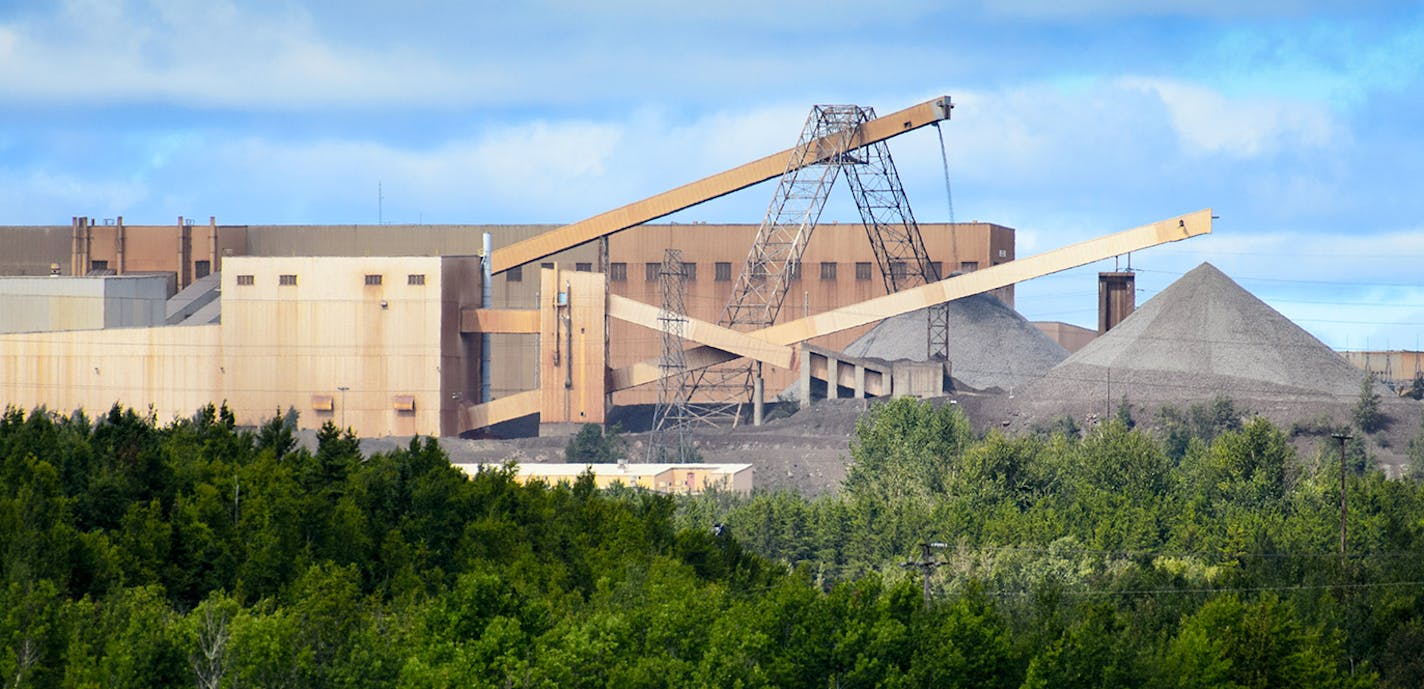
left=843, top=293, right=1069, bottom=392
left=1017, top=262, right=1373, bottom=407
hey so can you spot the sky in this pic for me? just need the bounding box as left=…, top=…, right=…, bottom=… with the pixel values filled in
left=2, top=0, right=1423, bottom=354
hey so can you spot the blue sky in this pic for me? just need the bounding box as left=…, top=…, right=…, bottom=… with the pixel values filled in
left=2, top=1, right=1423, bottom=353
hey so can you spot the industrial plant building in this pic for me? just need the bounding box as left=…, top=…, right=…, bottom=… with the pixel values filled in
left=0, top=97, right=1244, bottom=443
left=0, top=213, right=1014, bottom=437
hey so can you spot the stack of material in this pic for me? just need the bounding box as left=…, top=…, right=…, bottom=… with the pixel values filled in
left=843, top=293, right=1069, bottom=392
left=1019, top=262, right=1370, bottom=405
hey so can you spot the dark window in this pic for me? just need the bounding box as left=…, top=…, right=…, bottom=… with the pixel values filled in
left=89, top=260, right=108, bottom=272
left=681, top=262, right=697, bottom=281
left=408, top=274, right=426, bottom=285
left=930, top=262, right=943, bottom=280
left=820, top=262, right=837, bottom=281
left=715, top=262, right=732, bottom=281
left=609, top=263, right=627, bottom=281
left=890, top=262, right=908, bottom=280
left=646, top=262, right=660, bottom=281
left=575, top=262, right=592, bottom=272
left=236, top=274, right=255, bottom=286
left=855, top=262, right=872, bottom=280
left=364, top=274, right=383, bottom=286
left=195, top=260, right=211, bottom=279
left=960, top=261, right=979, bottom=273
left=507, top=266, right=523, bottom=282
left=788, top=262, right=801, bottom=280
left=279, top=274, right=297, bottom=286
left=540, top=262, right=554, bottom=269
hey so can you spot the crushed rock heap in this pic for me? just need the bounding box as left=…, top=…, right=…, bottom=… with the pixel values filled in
left=843, top=292, right=1069, bottom=392
left=1018, top=262, right=1371, bottom=405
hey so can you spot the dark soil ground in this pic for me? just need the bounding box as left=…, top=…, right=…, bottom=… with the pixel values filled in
left=321, top=390, right=1420, bottom=497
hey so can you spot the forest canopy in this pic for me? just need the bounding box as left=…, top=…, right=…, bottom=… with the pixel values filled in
left=1, top=398, right=1421, bottom=688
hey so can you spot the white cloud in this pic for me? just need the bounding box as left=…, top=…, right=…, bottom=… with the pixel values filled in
left=0, top=169, right=146, bottom=220
left=1121, top=77, right=1337, bottom=157
left=0, top=0, right=483, bottom=107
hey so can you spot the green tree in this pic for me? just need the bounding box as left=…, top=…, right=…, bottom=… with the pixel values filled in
left=564, top=423, right=627, bottom=464
left=844, top=398, right=973, bottom=500
left=1354, top=372, right=1385, bottom=433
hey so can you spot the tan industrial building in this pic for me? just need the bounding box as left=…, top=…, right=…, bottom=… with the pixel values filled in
left=1, top=216, right=1012, bottom=406
left=0, top=255, right=483, bottom=437
left=0, top=211, right=1213, bottom=439
left=453, top=462, right=754, bottom=495
left=0, top=97, right=1221, bottom=440
left=0, top=274, right=171, bottom=334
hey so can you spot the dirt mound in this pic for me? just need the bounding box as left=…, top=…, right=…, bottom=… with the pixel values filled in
left=1017, top=262, right=1373, bottom=406
left=843, top=293, right=1069, bottom=392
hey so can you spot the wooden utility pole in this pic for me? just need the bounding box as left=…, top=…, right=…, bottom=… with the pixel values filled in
left=901, top=542, right=947, bottom=608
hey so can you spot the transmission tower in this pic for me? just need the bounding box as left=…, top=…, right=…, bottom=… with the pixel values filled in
left=650, top=249, right=695, bottom=461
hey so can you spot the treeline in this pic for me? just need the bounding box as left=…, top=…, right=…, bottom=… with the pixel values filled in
left=676, top=397, right=1424, bottom=688
left=0, top=399, right=1420, bottom=687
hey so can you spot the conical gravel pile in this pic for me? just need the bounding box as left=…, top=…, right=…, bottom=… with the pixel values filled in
left=843, top=292, right=1069, bottom=392
left=1019, top=262, right=1369, bottom=405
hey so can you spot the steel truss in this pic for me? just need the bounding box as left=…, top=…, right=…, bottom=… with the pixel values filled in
left=685, top=106, right=864, bottom=425
left=650, top=249, right=696, bottom=460
left=839, top=112, right=949, bottom=360
left=685, top=104, right=947, bottom=426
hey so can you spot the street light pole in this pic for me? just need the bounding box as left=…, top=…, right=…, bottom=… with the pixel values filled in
left=337, top=386, right=350, bottom=429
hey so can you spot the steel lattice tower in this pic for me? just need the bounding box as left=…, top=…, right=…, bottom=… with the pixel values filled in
left=686, top=105, right=864, bottom=425
left=686, top=103, right=948, bottom=425
left=650, top=249, right=695, bottom=460
left=839, top=112, right=949, bottom=360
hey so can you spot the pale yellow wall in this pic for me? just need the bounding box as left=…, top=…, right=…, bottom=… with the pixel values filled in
left=220, top=255, right=454, bottom=437
left=0, top=325, right=222, bottom=422
left=453, top=463, right=754, bottom=495
left=0, top=255, right=480, bottom=438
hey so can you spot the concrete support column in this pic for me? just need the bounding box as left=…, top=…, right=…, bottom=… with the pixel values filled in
left=753, top=372, right=764, bottom=426
left=827, top=356, right=840, bottom=399
left=799, top=346, right=812, bottom=410
left=854, top=365, right=866, bottom=399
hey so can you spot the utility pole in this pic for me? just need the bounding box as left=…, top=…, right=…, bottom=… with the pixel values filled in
left=901, top=542, right=948, bottom=608
left=1332, top=431, right=1353, bottom=573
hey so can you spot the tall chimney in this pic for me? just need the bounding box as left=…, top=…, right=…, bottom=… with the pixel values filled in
left=1098, top=271, right=1136, bottom=334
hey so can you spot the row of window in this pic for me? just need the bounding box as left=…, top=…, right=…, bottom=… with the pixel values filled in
left=90, top=259, right=214, bottom=279
left=230, top=261, right=984, bottom=288
left=503, top=260, right=980, bottom=283
left=233, top=273, right=428, bottom=287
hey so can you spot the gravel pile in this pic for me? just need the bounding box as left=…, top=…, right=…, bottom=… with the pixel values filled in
left=1017, top=262, right=1372, bottom=406
left=843, top=292, right=1069, bottom=392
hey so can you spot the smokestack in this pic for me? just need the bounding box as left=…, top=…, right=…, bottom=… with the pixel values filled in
left=1098, top=271, right=1135, bottom=334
